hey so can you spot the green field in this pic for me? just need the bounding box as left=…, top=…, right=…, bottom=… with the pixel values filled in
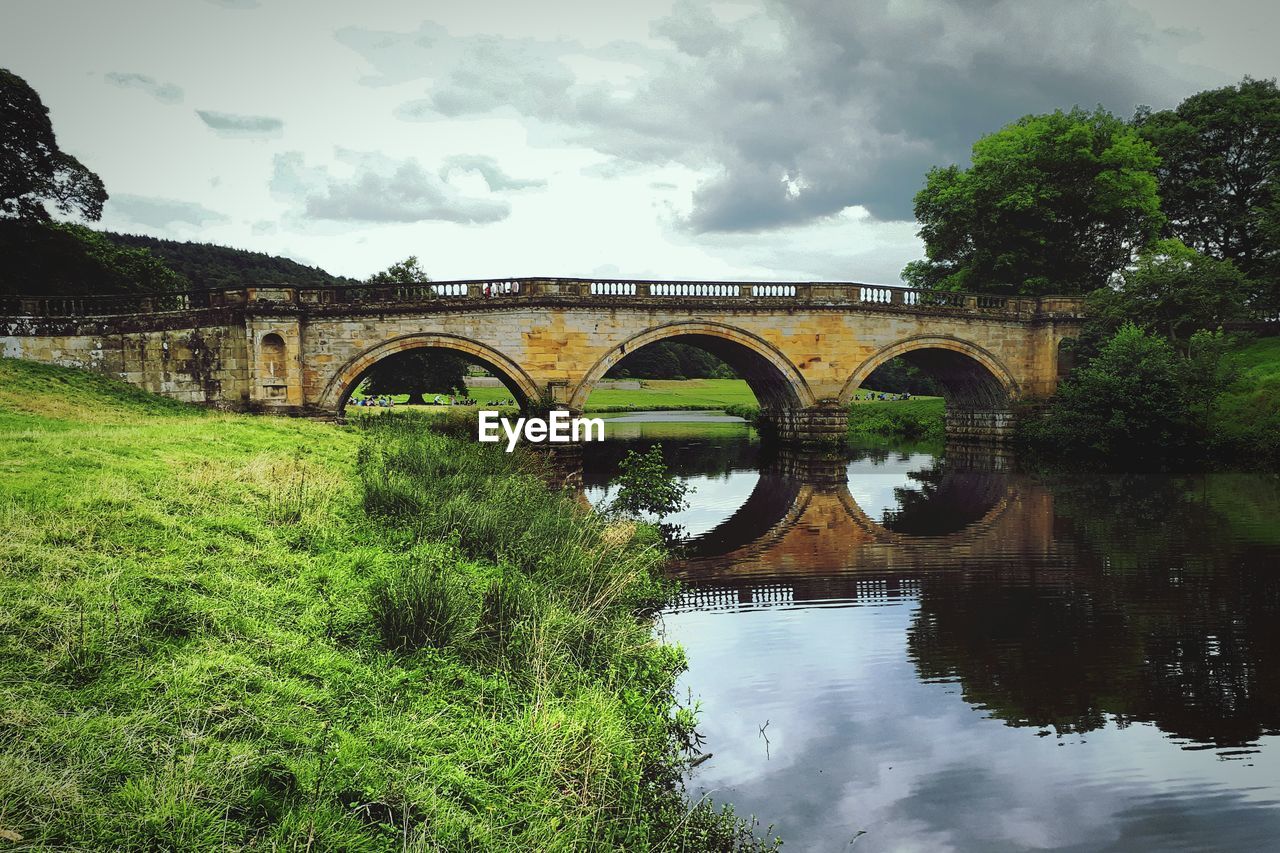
left=0, top=358, right=765, bottom=851
left=581, top=378, right=759, bottom=411
left=353, top=377, right=940, bottom=419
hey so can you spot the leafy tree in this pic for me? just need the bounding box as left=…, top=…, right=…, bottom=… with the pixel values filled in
left=605, top=341, right=735, bottom=380
left=904, top=107, right=1163, bottom=295
left=360, top=349, right=470, bottom=404
left=1088, top=239, right=1250, bottom=348
left=1254, top=198, right=1280, bottom=313
left=1030, top=323, right=1220, bottom=458
left=367, top=255, right=430, bottom=285
left=359, top=257, right=469, bottom=402
left=862, top=357, right=943, bottom=396
left=1, top=68, right=106, bottom=221
left=1134, top=77, right=1280, bottom=284
left=610, top=444, right=691, bottom=518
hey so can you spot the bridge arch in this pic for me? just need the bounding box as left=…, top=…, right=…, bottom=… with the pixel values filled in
left=319, top=333, right=541, bottom=412
left=838, top=335, right=1020, bottom=408
left=569, top=321, right=816, bottom=411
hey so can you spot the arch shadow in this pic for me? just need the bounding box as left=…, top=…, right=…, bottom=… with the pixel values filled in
left=569, top=321, right=816, bottom=411
left=318, top=333, right=541, bottom=412
left=838, top=335, right=1020, bottom=408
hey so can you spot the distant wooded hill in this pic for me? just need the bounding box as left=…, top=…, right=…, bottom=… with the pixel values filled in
left=0, top=221, right=355, bottom=296
left=103, top=233, right=357, bottom=290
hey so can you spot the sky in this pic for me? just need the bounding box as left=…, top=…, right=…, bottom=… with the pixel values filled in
left=4, top=0, right=1278, bottom=284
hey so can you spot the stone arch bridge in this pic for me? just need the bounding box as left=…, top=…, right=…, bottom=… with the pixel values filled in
left=1, top=278, right=1084, bottom=443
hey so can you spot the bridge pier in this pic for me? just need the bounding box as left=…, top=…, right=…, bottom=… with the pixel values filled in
left=943, top=407, right=1017, bottom=445
left=758, top=402, right=848, bottom=446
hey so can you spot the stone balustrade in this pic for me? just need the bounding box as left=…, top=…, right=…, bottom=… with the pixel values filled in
left=2, top=277, right=1088, bottom=321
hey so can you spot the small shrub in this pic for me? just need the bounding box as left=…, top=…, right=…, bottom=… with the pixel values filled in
left=609, top=444, right=691, bottom=518
left=722, top=402, right=760, bottom=424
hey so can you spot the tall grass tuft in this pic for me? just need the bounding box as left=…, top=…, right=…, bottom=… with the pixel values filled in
left=369, top=550, right=474, bottom=652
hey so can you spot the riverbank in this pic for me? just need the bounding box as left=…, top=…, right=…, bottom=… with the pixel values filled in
left=0, top=358, right=768, bottom=850
left=1210, top=336, right=1280, bottom=463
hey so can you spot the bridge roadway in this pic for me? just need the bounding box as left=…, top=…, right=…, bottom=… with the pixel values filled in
left=1, top=277, right=1086, bottom=443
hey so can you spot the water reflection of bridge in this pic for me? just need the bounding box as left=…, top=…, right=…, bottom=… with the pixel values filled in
left=649, top=449, right=1280, bottom=748
left=672, top=451, right=1065, bottom=589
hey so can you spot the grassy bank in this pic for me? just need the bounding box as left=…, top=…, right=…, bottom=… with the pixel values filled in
left=845, top=396, right=945, bottom=442
left=0, top=359, right=766, bottom=850
left=1211, top=336, right=1280, bottom=463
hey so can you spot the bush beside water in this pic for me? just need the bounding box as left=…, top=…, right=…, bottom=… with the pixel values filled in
left=0, top=358, right=774, bottom=851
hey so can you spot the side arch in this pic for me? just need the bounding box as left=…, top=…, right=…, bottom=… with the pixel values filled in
left=838, top=335, right=1020, bottom=407
left=318, top=333, right=541, bottom=412
left=569, top=321, right=816, bottom=411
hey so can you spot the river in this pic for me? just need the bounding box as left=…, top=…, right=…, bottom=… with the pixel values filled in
left=582, top=413, right=1280, bottom=852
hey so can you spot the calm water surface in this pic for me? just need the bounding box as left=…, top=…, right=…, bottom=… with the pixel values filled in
left=585, top=414, right=1280, bottom=852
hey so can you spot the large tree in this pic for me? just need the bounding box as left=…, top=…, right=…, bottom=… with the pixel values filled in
left=903, top=107, right=1163, bottom=296
left=358, top=257, right=470, bottom=403
left=1134, top=77, right=1280, bottom=288
left=1088, top=238, right=1250, bottom=348
left=1, top=68, right=106, bottom=222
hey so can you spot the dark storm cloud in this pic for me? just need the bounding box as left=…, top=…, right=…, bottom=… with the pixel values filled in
left=196, top=110, right=283, bottom=137
left=270, top=150, right=510, bottom=224
left=103, top=72, right=183, bottom=104
left=339, top=0, right=1198, bottom=231
left=438, top=155, right=545, bottom=191
left=108, top=194, right=228, bottom=228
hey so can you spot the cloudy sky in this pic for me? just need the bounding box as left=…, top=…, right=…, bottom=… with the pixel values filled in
left=4, top=0, right=1278, bottom=283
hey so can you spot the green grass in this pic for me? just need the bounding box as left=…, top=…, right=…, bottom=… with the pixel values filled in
left=0, top=357, right=772, bottom=851
left=846, top=396, right=946, bottom=442
left=582, top=379, right=759, bottom=412
left=1211, top=336, right=1280, bottom=463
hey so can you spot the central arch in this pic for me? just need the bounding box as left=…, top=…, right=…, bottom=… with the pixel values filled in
left=838, top=335, right=1019, bottom=408
left=318, top=332, right=541, bottom=412
left=569, top=320, right=816, bottom=411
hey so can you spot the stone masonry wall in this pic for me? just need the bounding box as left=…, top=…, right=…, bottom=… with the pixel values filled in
left=2, top=313, right=250, bottom=407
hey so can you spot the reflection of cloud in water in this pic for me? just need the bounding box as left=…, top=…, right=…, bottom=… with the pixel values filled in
left=586, top=469, right=760, bottom=539
left=845, top=453, right=937, bottom=523
left=669, top=603, right=1280, bottom=852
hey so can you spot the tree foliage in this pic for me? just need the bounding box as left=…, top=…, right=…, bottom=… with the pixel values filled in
left=862, top=357, right=943, bottom=396
left=360, top=350, right=470, bottom=404
left=605, top=341, right=735, bottom=380
left=104, top=233, right=356, bottom=290
left=0, top=221, right=187, bottom=295
left=1088, top=239, right=1250, bottom=348
left=1, top=68, right=106, bottom=222
left=367, top=255, right=430, bottom=285
left=358, top=257, right=471, bottom=402
left=1134, top=77, right=1280, bottom=286
left=1027, top=323, right=1228, bottom=459
left=904, top=107, right=1163, bottom=295
left=610, top=445, right=691, bottom=519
